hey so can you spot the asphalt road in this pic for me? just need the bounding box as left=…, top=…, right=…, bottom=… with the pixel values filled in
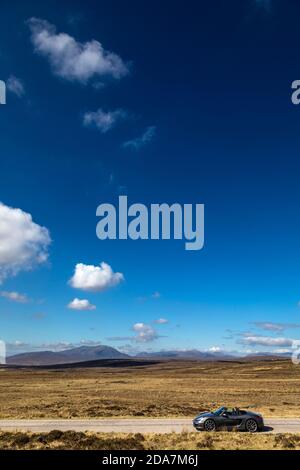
left=0, top=418, right=300, bottom=433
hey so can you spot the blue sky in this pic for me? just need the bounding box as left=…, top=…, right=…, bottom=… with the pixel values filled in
left=1, top=0, right=300, bottom=356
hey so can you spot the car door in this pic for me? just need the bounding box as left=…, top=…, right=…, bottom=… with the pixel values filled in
left=216, top=411, right=235, bottom=429
left=227, top=411, right=243, bottom=428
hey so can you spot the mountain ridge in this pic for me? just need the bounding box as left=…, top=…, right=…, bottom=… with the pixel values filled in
left=6, top=345, right=290, bottom=366
left=7, top=345, right=129, bottom=366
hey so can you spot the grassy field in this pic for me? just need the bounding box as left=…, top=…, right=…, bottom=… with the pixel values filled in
left=0, top=430, right=300, bottom=450
left=0, top=359, right=300, bottom=419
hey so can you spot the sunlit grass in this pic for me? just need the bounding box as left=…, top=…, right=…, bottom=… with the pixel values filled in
left=1, top=430, right=300, bottom=450
left=0, top=359, right=299, bottom=419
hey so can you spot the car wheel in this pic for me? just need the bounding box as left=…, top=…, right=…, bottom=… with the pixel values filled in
left=204, top=419, right=216, bottom=432
left=245, top=419, right=258, bottom=433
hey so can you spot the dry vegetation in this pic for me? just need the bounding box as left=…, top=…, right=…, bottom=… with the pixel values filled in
left=0, top=430, right=300, bottom=450
left=0, top=359, right=300, bottom=419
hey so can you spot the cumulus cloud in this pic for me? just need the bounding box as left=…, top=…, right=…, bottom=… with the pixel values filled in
left=69, top=262, right=124, bottom=292
left=0, top=291, right=29, bottom=303
left=0, top=202, right=51, bottom=283
left=83, top=108, right=127, bottom=133
left=108, top=323, right=160, bottom=343
left=208, top=346, right=222, bottom=353
left=273, top=348, right=291, bottom=354
left=154, top=318, right=168, bottom=324
left=240, top=335, right=294, bottom=347
left=132, top=323, right=159, bottom=343
left=7, top=76, right=25, bottom=97
left=27, top=18, right=129, bottom=83
left=68, top=298, right=96, bottom=311
left=122, top=126, right=156, bottom=150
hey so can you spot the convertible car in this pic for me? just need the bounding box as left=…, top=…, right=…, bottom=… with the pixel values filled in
left=193, top=406, right=264, bottom=433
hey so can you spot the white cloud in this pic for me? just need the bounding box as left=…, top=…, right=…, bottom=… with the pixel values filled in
left=253, top=322, right=300, bottom=332
left=253, top=322, right=285, bottom=332
left=68, top=298, right=96, bottom=311
left=7, top=76, right=25, bottom=97
left=123, top=126, right=156, bottom=150
left=0, top=202, right=51, bottom=283
left=83, top=108, right=127, bottom=133
left=240, top=335, right=294, bottom=347
left=0, top=291, right=29, bottom=303
left=28, top=18, right=129, bottom=83
left=132, top=322, right=158, bottom=342
left=273, top=348, right=291, bottom=354
left=208, top=346, right=222, bottom=353
left=154, top=318, right=168, bottom=324
left=69, top=262, right=124, bottom=292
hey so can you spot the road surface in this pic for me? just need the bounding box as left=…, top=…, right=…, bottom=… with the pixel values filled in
left=0, top=418, right=300, bottom=433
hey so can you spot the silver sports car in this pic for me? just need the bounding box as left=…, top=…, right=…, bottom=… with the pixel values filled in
left=193, top=406, right=264, bottom=433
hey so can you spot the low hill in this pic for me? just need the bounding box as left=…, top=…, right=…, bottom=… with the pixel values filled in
left=136, top=349, right=235, bottom=360
left=7, top=345, right=129, bottom=366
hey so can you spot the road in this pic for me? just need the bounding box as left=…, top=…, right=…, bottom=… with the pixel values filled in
left=0, top=418, right=300, bottom=433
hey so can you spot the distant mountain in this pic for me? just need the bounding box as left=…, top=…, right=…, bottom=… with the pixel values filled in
left=244, top=352, right=291, bottom=361
left=7, top=345, right=289, bottom=366
left=7, top=345, right=129, bottom=366
left=135, top=349, right=235, bottom=361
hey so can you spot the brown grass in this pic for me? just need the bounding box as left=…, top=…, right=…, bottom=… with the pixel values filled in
left=0, top=359, right=299, bottom=419
left=1, top=430, right=300, bottom=450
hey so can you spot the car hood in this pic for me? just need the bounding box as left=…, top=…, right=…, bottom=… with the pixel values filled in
left=194, top=412, right=214, bottom=420
left=246, top=411, right=263, bottom=418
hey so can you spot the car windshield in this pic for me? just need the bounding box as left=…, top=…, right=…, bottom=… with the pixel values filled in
left=213, top=407, right=226, bottom=416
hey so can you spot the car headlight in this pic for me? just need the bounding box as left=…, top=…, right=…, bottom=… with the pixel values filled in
left=194, top=417, right=205, bottom=424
